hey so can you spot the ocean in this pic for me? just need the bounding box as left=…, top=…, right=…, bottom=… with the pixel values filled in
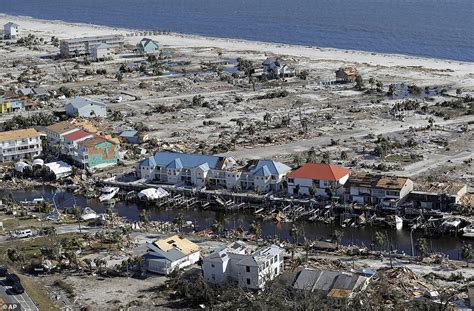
left=1, top=0, right=473, bottom=61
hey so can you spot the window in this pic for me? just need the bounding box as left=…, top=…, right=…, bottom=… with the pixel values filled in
left=212, top=274, right=215, bottom=280
left=246, top=278, right=251, bottom=285
left=211, top=264, right=215, bottom=268
left=246, top=266, right=250, bottom=273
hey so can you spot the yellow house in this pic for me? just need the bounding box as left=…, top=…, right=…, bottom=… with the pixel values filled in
left=0, top=101, right=12, bottom=113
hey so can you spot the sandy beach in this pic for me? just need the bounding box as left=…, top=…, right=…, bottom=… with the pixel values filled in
left=1, top=14, right=473, bottom=76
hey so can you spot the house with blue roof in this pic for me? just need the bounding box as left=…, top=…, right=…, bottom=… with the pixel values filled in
left=119, top=129, right=149, bottom=144
left=65, top=96, right=107, bottom=118
left=137, top=38, right=160, bottom=55
left=224, top=159, right=292, bottom=193
left=137, top=151, right=291, bottom=193
left=137, top=151, right=236, bottom=187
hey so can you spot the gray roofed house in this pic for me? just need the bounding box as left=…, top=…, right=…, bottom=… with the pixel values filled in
left=65, top=96, right=107, bottom=118
left=4, top=22, right=20, bottom=39
left=137, top=38, right=160, bottom=55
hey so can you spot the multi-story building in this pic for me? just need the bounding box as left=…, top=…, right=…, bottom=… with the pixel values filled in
left=59, top=35, right=124, bottom=58
left=137, top=151, right=291, bottom=192
left=0, top=128, right=42, bottom=162
left=344, top=172, right=414, bottom=208
left=72, top=136, right=120, bottom=169
left=203, top=242, right=283, bottom=290
left=45, top=121, right=80, bottom=144
left=3, top=22, right=20, bottom=39
left=65, top=97, right=107, bottom=118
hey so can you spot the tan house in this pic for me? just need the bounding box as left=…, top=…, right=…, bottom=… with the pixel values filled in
left=335, top=67, right=358, bottom=82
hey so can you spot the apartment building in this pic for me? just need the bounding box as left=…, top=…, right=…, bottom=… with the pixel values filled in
left=59, top=35, right=124, bottom=58
left=0, top=128, right=42, bottom=162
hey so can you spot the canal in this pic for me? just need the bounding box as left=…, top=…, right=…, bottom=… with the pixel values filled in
left=1, top=186, right=471, bottom=259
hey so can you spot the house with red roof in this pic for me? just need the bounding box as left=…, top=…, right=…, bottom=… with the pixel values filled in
left=62, top=129, right=94, bottom=155
left=287, top=163, right=350, bottom=197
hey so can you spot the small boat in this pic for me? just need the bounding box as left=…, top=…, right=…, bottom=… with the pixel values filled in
left=80, top=207, right=99, bottom=221
left=394, top=215, right=403, bottom=230
left=462, top=224, right=474, bottom=238
left=99, top=187, right=119, bottom=202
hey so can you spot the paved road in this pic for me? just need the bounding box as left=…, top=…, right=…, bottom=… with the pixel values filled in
left=0, top=280, right=38, bottom=311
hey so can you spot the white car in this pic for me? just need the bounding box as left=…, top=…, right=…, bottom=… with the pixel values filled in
left=13, top=229, right=34, bottom=239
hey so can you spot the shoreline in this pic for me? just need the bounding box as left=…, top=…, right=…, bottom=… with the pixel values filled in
left=1, top=13, right=473, bottom=73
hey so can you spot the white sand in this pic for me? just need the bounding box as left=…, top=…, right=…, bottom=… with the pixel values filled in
left=1, top=13, right=473, bottom=78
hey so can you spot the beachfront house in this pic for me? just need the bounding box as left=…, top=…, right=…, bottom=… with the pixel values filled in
left=344, top=172, right=414, bottom=208
left=335, top=67, right=358, bottom=83
left=203, top=242, right=284, bottom=290
left=144, top=235, right=200, bottom=275
left=65, top=96, right=107, bottom=118
left=62, top=129, right=94, bottom=155
left=0, top=128, right=42, bottom=162
left=17, top=88, right=50, bottom=98
left=408, top=182, right=468, bottom=211
left=287, top=163, right=351, bottom=198
left=224, top=159, right=292, bottom=193
left=137, top=38, right=160, bottom=55
left=137, top=152, right=291, bottom=192
left=45, top=121, right=80, bottom=144
left=90, top=43, right=113, bottom=61
left=293, top=268, right=369, bottom=307
left=71, top=136, right=120, bottom=169
left=3, top=22, right=20, bottom=39
left=137, top=151, right=237, bottom=186
left=59, top=35, right=124, bottom=58
left=262, top=57, right=295, bottom=79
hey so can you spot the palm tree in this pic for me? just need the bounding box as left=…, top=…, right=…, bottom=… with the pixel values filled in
left=173, top=213, right=185, bottom=232
left=235, top=119, right=244, bottom=132
left=368, top=77, right=375, bottom=90
left=416, top=238, right=429, bottom=259
left=374, top=231, right=386, bottom=255
left=211, top=220, right=224, bottom=237
left=247, top=123, right=256, bottom=136
left=333, top=230, right=343, bottom=249
left=300, top=118, right=309, bottom=133
left=263, top=112, right=272, bottom=128
left=248, top=220, right=262, bottom=240
left=293, top=100, right=304, bottom=123
left=290, top=224, right=300, bottom=245
left=303, top=239, right=312, bottom=262
left=83, top=258, right=93, bottom=273
left=461, top=243, right=472, bottom=267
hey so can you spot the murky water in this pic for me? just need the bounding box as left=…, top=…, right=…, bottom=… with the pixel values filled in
left=1, top=186, right=471, bottom=259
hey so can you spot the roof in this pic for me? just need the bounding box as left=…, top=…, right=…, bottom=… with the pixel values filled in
left=63, top=130, right=91, bottom=142
left=77, top=136, right=113, bottom=147
left=94, top=43, right=110, bottom=50
left=147, top=235, right=199, bottom=262
left=375, top=176, right=409, bottom=190
left=0, top=128, right=39, bottom=142
left=61, top=35, right=123, bottom=44
left=293, top=268, right=322, bottom=290
left=288, top=163, right=350, bottom=180
left=205, top=241, right=249, bottom=261
left=66, top=96, right=105, bottom=110
left=248, top=159, right=291, bottom=176
left=139, top=38, right=159, bottom=49
left=143, top=151, right=233, bottom=170
left=327, top=288, right=353, bottom=299
left=120, top=130, right=138, bottom=138
left=336, top=67, right=358, bottom=75
left=46, top=121, right=78, bottom=135
left=4, top=22, right=19, bottom=28
left=44, top=161, right=72, bottom=176
left=237, top=244, right=283, bottom=267
left=414, top=182, right=467, bottom=196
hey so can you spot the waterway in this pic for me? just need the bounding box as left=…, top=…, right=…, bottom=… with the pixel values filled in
left=1, top=186, right=470, bottom=259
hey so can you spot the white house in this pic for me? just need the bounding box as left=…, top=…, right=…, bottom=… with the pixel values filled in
left=144, top=235, right=200, bottom=275
left=3, top=22, right=20, bottom=39
left=44, top=161, right=73, bottom=179
left=90, top=43, right=113, bottom=61
left=344, top=172, right=414, bottom=208
left=0, top=128, right=42, bottom=162
left=65, top=96, right=107, bottom=118
left=203, top=242, right=284, bottom=290
left=45, top=121, right=80, bottom=144
left=287, top=163, right=351, bottom=197
left=137, top=152, right=291, bottom=193
left=262, top=57, right=295, bottom=79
